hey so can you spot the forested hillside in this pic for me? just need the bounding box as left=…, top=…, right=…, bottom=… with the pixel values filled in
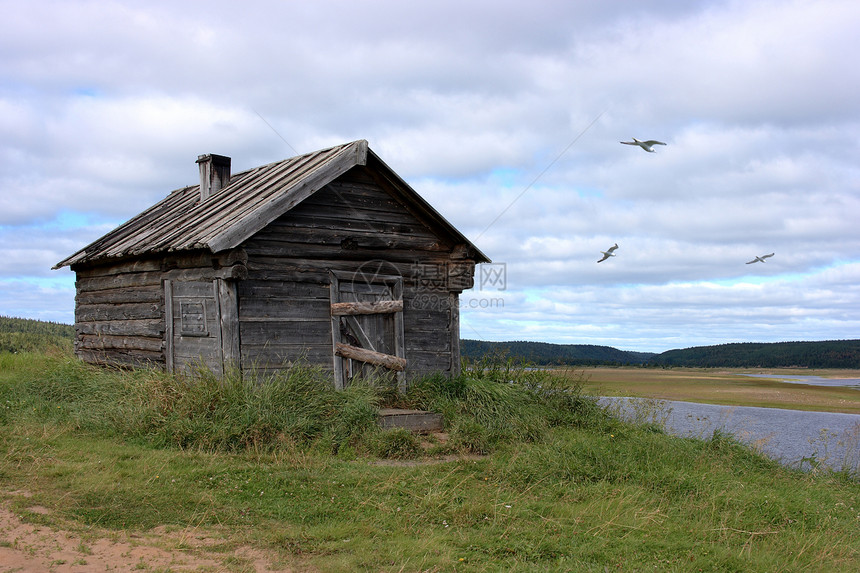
left=462, top=338, right=860, bottom=369
left=649, top=340, right=860, bottom=368
left=460, top=339, right=655, bottom=366
left=0, top=316, right=74, bottom=353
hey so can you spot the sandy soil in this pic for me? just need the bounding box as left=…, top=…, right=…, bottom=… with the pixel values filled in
left=0, top=435, right=468, bottom=572
left=0, top=491, right=300, bottom=573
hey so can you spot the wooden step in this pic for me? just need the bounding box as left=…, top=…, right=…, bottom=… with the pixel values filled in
left=378, top=408, right=443, bottom=433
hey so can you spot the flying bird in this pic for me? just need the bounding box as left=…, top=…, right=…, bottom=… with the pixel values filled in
left=621, top=138, right=667, bottom=152
left=597, top=243, right=619, bottom=263
left=746, top=253, right=775, bottom=264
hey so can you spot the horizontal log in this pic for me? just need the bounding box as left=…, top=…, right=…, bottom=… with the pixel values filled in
left=447, top=262, right=475, bottom=290
left=76, top=348, right=164, bottom=369
left=403, top=350, right=455, bottom=374
left=245, top=226, right=444, bottom=251
left=74, top=250, right=248, bottom=277
left=239, top=320, right=330, bottom=346
left=335, top=343, right=406, bottom=371
left=337, top=284, right=397, bottom=298
left=285, top=180, right=420, bottom=221
left=74, top=257, right=164, bottom=277
left=256, top=205, right=432, bottom=234
left=78, top=334, right=164, bottom=353
left=243, top=269, right=331, bottom=283
left=76, top=271, right=162, bottom=292
left=238, top=280, right=330, bottom=299
left=331, top=300, right=403, bottom=316
left=169, top=280, right=215, bottom=298
left=77, top=319, right=164, bottom=337
left=76, top=285, right=162, bottom=306
left=241, top=297, right=330, bottom=321
left=404, top=330, right=452, bottom=350
left=216, top=248, right=249, bottom=268
left=164, top=265, right=246, bottom=281
left=284, top=210, right=426, bottom=232
left=404, top=310, right=452, bottom=327
left=76, top=302, right=163, bottom=322
left=240, top=343, right=333, bottom=367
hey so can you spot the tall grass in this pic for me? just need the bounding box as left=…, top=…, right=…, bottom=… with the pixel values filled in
left=401, top=357, right=607, bottom=453
left=4, top=351, right=603, bottom=459
left=14, top=355, right=382, bottom=454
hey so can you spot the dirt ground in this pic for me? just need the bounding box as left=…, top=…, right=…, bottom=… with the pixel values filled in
left=0, top=491, right=299, bottom=573
left=0, top=435, right=466, bottom=572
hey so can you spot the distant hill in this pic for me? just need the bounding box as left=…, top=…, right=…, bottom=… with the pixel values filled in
left=0, top=315, right=74, bottom=353
left=649, top=340, right=860, bottom=369
left=461, top=338, right=860, bottom=369
left=460, top=339, right=656, bottom=366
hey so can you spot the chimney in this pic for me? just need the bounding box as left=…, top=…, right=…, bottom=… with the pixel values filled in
left=196, top=154, right=231, bottom=201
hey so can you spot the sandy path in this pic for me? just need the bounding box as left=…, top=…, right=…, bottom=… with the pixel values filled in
left=0, top=493, right=297, bottom=572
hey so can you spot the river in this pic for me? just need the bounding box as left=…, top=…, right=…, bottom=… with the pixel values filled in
left=602, top=397, right=860, bottom=474
left=732, top=373, right=860, bottom=390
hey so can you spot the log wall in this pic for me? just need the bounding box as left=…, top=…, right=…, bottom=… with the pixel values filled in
left=72, top=251, right=245, bottom=370
left=239, top=166, right=471, bottom=380
left=72, top=257, right=167, bottom=368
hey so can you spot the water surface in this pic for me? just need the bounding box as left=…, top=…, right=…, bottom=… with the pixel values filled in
left=733, top=373, right=860, bottom=389
left=603, top=397, right=860, bottom=473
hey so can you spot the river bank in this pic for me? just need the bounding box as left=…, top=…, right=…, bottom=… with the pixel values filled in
left=566, top=366, right=860, bottom=414
left=602, top=396, right=860, bottom=474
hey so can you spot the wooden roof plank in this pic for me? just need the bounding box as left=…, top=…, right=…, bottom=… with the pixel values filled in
left=54, top=139, right=489, bottom=269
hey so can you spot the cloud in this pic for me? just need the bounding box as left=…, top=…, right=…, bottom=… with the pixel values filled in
left=1, top=0, right=858, bottom=351
left=0, top=278, right=75, bottom=324
left=463, top=263, right=860, bottom=352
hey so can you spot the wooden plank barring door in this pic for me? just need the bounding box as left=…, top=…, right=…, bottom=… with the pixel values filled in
left=330, top=269, right=406, bottom=390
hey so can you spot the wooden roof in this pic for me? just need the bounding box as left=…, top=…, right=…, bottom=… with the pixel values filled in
left=55, top=140, right=489, bottom=269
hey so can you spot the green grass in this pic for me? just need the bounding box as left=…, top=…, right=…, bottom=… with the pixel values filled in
left=1, top=351, right=858, bottom=572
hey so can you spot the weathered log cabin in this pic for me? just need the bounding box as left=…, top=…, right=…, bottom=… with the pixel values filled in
left=54, top=140, right=489, bottom=388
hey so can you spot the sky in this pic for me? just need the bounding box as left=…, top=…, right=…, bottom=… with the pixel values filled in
left=1, top=0, right=859, bottom=353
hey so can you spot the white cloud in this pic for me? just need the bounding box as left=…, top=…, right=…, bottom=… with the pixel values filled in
left=463, top=263, right=860, bottom=352
left=0, top=278, right=75, bottom=324
left=1, top=0, right=858, bottom=351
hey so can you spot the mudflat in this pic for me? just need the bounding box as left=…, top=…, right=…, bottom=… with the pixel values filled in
left=563, top=367, right=860, bottom=414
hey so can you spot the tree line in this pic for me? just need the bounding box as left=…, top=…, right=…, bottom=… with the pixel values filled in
left=0, top=315, right=74, bottom=354
left=649, top=340, right=860, bottom=368
left=461, top=338, right=860, bottom=369
left=460, top=339, right=656, bottom=366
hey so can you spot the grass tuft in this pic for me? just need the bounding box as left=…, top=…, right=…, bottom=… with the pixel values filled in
left=368, top=428, right=421, bottom=459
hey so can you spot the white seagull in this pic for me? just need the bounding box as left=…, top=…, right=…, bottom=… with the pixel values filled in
left=746, top=253, right=775, bottom=264
left=597, top=243, right=619, bottom=263
left=621, top=138, right=667, bottom=153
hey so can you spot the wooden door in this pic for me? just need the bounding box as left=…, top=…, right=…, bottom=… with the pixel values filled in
left=330, top=269, right=406, bottom=390
left=164, top=278, right=238, bottom=375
